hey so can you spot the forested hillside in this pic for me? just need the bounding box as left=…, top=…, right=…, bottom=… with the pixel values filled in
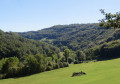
left=0, top=30, right=70, bottom=79
left=19, top=23, right=118, bottom=51
left=1, top=23, right=120, bottom=79
left=0, top=30, right=60, bottom=59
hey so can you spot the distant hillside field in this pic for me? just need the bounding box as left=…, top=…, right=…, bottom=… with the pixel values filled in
left=19, top=23, right=120, bottom=51
left=1, top=58, right=120, bottom=84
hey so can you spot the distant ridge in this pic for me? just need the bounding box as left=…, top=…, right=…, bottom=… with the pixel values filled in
left=18, top=23, right=118, bottom=51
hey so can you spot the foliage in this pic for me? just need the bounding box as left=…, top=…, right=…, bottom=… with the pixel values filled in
left=59, top=62, right=64, bottom=68
left=2, top=58, right=120, bottom=84
left=35, top=54, right=46, bottom=72
left=1, top=57, right=19, bottom=78
left=99, top=9, right=120, bottom=29
left=47, top=62, right=53, bottom=69
left=18, top=24, right=114, bottom=51
left=76, top=50, right=86, bottom=62
left=25, top=55, right=38, bottom=73
left=85, top=48, right=96, bottom=60
left=53, top=63, right=59, bottom=69
left=63, top=48, right=71, bottom=62
left=86, top=40, right=120, bottom=60
left=74, top=60, right=79, bottom=64
left=0, top=30, right=69, bottom=79
left=63, top=62, right=69, bottom=67
left=46, top=66, right=53, bottom=71
left=68, top=57, right=73, bottom=64
left=0, top=30, right=60, bottom=60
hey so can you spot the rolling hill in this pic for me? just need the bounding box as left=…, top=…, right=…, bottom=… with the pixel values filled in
left=19, top=23, right=119, bottom=51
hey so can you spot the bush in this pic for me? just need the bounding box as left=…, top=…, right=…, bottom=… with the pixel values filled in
left=74, top=60, right=79, bottom=64
left=46, top=66, right=53, bottom=71
left=63, top=62, right=69, bottom=67
left=59, top=62, right=64, bottom=68
left=68, top=57, right=73, bottom=64
left=6, top=68, right=18, bottom=78
left=48, top=62, right=53, bottom=66
left=0, top=74, right=6, bottom=79
left=72, top=71, right=86, bottom=77
left=60, top=57, right=65, bottom=62
left=53, top=63, right=59, bottom=69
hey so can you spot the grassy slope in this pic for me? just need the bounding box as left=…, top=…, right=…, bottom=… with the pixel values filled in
left=1, top=58, right=120, bottom=84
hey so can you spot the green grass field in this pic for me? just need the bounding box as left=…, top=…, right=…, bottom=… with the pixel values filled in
left=1, top=58, right=120, bottom=84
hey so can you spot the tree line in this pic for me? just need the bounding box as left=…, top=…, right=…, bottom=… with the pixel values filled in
left=0, top=30, right=87, bottom=79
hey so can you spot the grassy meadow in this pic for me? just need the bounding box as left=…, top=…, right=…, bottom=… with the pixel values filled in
left=1, top=58, right=120, bottom=84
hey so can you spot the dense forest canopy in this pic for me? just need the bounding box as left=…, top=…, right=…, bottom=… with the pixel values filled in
left=0, top=30, right=60, bottom=59
left=18, top=23, right=120, bottom=61
left=19, top=23, right=119, bottom=51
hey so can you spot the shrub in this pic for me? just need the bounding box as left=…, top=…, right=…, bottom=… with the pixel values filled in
left=0, top=74, right=6, bottom=79
left=63, top=62, right=69, bottom=67
left=60, top=57, right=65, bottom=62
left=46, top=66, right=52, bottom=71
left=72, top=71, right=86, bottom=77
left=68, top=57, right=73, bottom=64
left=6, top=68, right=18, bottom=78
left=59, top=62, right=64, bottom=68
left=53, top=63, right=59, bottom=69
left=74, top=60, right=79, bottom=64
left=48, top=62, right=53, bottom=66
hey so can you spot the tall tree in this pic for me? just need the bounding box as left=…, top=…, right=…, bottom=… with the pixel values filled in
left=25, top=55, right=38, bottom=73
left=35, top=54, right=46, bottom=72
left=63, top=48, right=71, bottom=62
left=76, top=51, right=86, bottom=62
left=2, top=57, right=19, bottom=77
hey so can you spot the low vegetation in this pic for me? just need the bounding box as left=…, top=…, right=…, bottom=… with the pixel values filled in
left=72, top=71, right=86, bottom=77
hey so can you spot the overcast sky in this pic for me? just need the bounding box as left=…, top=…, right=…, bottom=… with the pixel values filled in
left=0, top=0, right=120, bottom=32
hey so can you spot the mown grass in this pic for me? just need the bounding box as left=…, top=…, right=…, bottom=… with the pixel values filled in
left=1, top=58, right=120, bottom=84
